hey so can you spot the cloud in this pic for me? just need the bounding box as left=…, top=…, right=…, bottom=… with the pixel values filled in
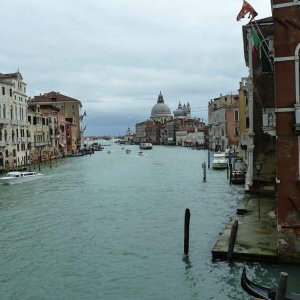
left=0, top=0, right=271, bottom=135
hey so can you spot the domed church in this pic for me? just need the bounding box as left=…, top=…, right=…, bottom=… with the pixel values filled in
left=150, top=92, right=173, bottom=122
left=173, top=101, right=191, bottom=119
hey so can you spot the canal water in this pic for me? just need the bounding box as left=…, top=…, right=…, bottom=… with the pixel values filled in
left=0, top=144, right=299, bottom=300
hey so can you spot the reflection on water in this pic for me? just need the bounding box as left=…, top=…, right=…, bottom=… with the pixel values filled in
left=0, top=144, right=299, bottom=300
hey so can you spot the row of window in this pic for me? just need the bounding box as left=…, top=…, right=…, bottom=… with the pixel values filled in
left=0, top=103, right=26, bottom=121
left=0, top=128, right=32, bottom=141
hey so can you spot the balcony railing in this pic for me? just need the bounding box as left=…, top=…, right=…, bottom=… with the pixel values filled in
left=35, top=141, right=49, bottom=146
left=0, top=118, right=10, bottom=125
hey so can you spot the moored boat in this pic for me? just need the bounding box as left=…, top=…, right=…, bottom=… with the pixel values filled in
left=230, top=158, right=247, bottom=184
left=211, top=152, right=227, bottom=169
left=241, top=267, right=300, bottom=300
left=140, top=143, right=152, bottom=150
left=0, top=170, right=44, bottom=185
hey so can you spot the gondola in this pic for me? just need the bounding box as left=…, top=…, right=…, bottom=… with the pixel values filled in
left=241, top=267, right=300, bottom=300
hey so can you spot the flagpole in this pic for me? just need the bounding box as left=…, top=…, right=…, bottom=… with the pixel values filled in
left=252, top=21, right=273, bottom=68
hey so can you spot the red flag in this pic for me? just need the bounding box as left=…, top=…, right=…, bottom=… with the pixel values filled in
left=236, top=0, right=258, bottom=21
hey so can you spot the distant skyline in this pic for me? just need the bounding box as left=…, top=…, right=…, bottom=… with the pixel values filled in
left=0, top=0, right=272, bottom=136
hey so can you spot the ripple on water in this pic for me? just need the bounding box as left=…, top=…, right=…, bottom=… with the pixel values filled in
left=0, top=146, right=298, bottom=300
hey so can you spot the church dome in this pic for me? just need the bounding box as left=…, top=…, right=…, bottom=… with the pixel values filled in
left=174, top=101, right=186, bottom=117
left=150, top=92, right=172, bottom=119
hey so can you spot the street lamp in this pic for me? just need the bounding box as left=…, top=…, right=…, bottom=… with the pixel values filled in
left=254, top=161, right=262, bottom=220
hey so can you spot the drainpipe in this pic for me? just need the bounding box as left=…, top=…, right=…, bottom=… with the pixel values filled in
left=245, top=27, right=255, bottom=189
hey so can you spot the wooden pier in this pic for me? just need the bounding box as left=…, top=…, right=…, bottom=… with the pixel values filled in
left=212, top=194, right=278, bottom=262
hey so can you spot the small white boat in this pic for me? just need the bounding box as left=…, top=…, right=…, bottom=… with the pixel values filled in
left=211, top=152, right=228, bottom=169
left=0, top=170, right=44, bottom=185
left=138, top=150, right=144, bottom=156
left=139, top=143, right=152, bottom=150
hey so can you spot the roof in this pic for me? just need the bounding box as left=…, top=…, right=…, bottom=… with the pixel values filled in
left=0, top=72, right=23, bottom=80
left=30, top=91, right=82, bottom=107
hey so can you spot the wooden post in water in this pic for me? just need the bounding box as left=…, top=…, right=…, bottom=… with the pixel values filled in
left=38, top=152, right=41, bottom=172
left=229, top=163, right=232, bottom=185
left=227, top=163, right=229, bottom=179
left=275, top=272, right=288, bottom=300
left=184, top=208, right=190, bottom=256
left=202, top=162, right=207, bottom=182
left=227, top=220, right=238, bottom=261
left=49, top=153, right=52, bottom=169
left=208, top=151, right=210, bottom=169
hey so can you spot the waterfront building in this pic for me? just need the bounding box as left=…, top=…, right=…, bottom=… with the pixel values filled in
left=238, top=78, right=250, bottom=164
left=241, top=17, right=275, bottom=191
left=124, top=127, right=134, bottom=144
left=0, top=72, right=29, bottom=172
left=27, top=105, right=52, bottom=162
left=66, top=121, right=77, bottom=153
left=239, top=6, right=300, bottom=261
left=29, top=92, right=84, bottom=149
left=136, top=92, right=207, bottom=146
left=271, top=1, right=300, bottom=261
left=208, top=94, right=239, bottom=151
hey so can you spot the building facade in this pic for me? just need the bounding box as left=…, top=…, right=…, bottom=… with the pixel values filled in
left=136, top=92, right=207, bottom=147
left=29, top=92, right=84, bottom=149
left=208, top=94, right=239, bottom=151
left=272, top=0, right=300, bottom=261
left=0, top=72, right=29, bottom=172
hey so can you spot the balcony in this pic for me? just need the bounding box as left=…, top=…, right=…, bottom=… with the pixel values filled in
left=35, top=141, right=49, bottom=146
left=262, top=108, right=276, bottom=137
left=10, top=120, right=18, bottom=126
left=0, top=118, right=10, bottom=125
left=18, top=120, right=28, bottom=126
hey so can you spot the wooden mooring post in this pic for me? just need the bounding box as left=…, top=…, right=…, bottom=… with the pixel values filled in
left=184, top=208, right=190, bottom=256
left=202, top=162, right=207, bottom=182
left=275, top=272, right=288, bottom=300
left=208, top=151, right=210, bottom=169
left=227, top=220, right=238, bottom=261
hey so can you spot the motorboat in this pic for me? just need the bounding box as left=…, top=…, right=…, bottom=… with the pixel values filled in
left=241, top=267, right=300, bottom=300
left=125, top=149, right=131, bottom=154
left=138, top=150, right=144, bottom=156
left=211, top=152, right=228, bottom=169
left=0, top=170, right=44, bottom=185
left=230, top=159, right=247, bottom=184
left=139, top=143, right=153, bottom=150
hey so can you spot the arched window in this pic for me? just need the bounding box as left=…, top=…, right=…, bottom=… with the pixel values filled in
left=12, top=130, right=15, bottom=143
left=0, top=129, right=2, bottom=141
left=10, top=105, right=13, bottom=119
left=3, top=104, right=6, bottom=119
left=4, top=130, right=7, bottom=141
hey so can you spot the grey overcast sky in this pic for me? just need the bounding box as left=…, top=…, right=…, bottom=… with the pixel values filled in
left=0, top=0, right=271, bottom=136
